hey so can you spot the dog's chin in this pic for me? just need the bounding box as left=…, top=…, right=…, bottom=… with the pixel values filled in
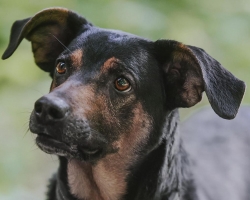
left=36, top=134, right=102, bottom=161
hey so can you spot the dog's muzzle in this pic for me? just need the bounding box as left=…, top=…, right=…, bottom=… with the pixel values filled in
left=29, top=94, right=108, bottom=161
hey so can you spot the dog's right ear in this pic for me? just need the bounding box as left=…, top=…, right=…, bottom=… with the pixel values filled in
left=155, top=40, right=245, bottom=119
left=2, top=7, right=91, bottom=76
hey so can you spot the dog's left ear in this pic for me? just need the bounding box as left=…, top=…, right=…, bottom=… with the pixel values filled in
left=155, top=40, right=245, bottom=119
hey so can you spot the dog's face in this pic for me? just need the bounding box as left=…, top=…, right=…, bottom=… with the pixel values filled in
left=2, top=8, right=245, bottom=163
left=29, top=29, right=167, bottom=162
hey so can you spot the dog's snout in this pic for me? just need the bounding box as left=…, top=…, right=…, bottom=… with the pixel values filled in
left=34, top=96, right=69, bottom=122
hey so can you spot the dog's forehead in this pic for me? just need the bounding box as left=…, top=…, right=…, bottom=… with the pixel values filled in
left=79, top=27, right=148, bottom=47
left=66, top=28, right=153, bottom=70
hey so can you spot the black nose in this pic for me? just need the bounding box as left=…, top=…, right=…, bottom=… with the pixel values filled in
left=34, top=95, right=69, bottom=122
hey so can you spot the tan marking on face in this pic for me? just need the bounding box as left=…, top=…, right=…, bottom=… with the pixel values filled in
left=70, top=49, right=83, bottom=69
left=116, top=103, right=152, bottom=155
left=55, top=80, right=151, bottom=199
left=70, top=85, right=114, bottom=124
left=67, top=97, right=152, bottom=200
left=101, top=57, right=120, bottom=74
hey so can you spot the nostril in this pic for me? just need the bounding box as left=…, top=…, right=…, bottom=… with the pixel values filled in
left=48, top=107, right=65, bottom=120
left=35, top=101, right=43, bottom=115
left=34, top=96, right=69, bottom=122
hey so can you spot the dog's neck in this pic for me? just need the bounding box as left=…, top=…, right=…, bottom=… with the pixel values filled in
left=67, top=153, right=130, bottom=200
left=158, top=111, right=195, bottom=200
left=52, top=110, right=194, bottom=200
left=124, top=109, right=194, bottom=200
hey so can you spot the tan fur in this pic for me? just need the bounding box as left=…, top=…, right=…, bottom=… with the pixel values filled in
left=64, top=83, right=95, bottom=118
left=67, top=98, right=152, bottom=200
left=70, top=49, right=83, bottom=69
left=68, top=160, right=103, bottom=200
left=101, top=57, right=120, bottom=73
left=51, top=67, right=152, bottom=199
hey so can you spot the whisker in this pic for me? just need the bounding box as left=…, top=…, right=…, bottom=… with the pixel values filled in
left=24, top=127, right=30, bottom=136
left=22, top=86, right=46, bottom=95
left=30, top=145, right=39, bottom=152
left=19, top=111, right=32, bottom=114
left=23, top=120, right=30, bottom=125
left=49, top=155, right=58, bottom=162
left=49, top=33, right=72, bottom=53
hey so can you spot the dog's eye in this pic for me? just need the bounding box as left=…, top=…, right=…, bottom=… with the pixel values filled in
left=56, top=62, right=67, bottom=74
left=114, top=77, right=131, bottom=92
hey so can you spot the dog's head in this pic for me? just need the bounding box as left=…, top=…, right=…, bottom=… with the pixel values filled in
left=2, top=8, right=245, bottom=162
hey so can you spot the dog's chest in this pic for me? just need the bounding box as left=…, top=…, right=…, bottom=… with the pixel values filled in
left=67, top=158, right=128, bottom=200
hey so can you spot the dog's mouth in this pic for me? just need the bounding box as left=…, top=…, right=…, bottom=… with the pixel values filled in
left=36, top=133, right=101, bottom=159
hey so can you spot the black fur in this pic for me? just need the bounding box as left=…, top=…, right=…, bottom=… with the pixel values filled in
left=2, top=7, right=246, bottom=200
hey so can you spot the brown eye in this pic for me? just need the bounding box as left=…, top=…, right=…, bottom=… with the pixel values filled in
left=114, top=77, right=131, bottom=92
left=56, top=62, right=66, bottom=74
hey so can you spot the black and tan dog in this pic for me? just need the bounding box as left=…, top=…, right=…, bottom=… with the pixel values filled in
left=2, top=8, right=246, bottom=200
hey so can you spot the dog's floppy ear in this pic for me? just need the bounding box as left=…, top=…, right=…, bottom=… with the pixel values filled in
left=2, top=7, right=91, bottom=75
left=155, top=40, right=245, bottom=119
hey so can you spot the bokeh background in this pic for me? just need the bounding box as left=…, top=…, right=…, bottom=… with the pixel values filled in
left=0, top=0, right=249, bottom=199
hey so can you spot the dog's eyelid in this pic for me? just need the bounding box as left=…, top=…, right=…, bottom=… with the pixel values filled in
left=55, top=57, right=73, bottom=68
left=56, top=53, right=72, bottom=63
left=55, top=58, right=65, bottom=65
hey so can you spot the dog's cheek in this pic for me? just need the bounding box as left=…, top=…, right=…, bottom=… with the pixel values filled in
left=85, top=96, right=152, bottom=155
left=68, top=85, right=96, bottom=117
left=88, top=102, right=152, bottom=199
left=84, top=94, right=123, bottom=141
left=114, top=102, right=152, bottom=156
left=66, top=84, right=152, bottom=154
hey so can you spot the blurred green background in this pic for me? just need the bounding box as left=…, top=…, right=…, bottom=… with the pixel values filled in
left=0, top=0, right=249, bottom=199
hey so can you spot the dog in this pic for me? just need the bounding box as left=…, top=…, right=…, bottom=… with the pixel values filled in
left=2, top=7, right=246, bottom=200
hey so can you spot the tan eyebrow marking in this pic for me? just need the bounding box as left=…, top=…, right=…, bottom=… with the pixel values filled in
left=101, top=57, right=120, bottom=73
left=70, top=49, right=83, bottom=69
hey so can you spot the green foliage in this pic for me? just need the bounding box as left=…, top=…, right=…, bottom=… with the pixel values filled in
left=0, top=0, right=249, bottom=198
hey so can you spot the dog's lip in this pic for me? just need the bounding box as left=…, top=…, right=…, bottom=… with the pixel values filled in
left=36, top=133, right=101, bottom=157
left=36, top=134, right=76, bottom=156
left=80, top=147, right=99, bottom=155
